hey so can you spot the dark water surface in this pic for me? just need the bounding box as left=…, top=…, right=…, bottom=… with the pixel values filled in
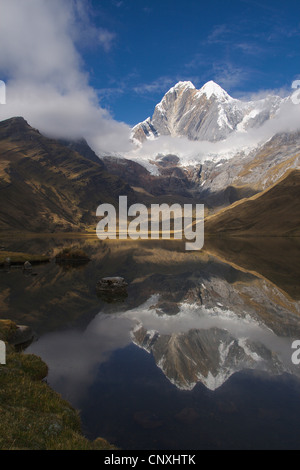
left=1, top=235, right=300, bottom=450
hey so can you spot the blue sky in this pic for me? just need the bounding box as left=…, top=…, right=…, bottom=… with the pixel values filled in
left=78, top=0, right=300, bottom=125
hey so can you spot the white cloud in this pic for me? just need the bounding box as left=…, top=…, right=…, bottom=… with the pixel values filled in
left=206, top=24, right=231, bottom=45
left=235, top=87, right=290, bottom=102
left=0, top=0, right=133, bottom=154
left=98, top=28, right=116, bottom=52
left=211, top=62, right=252, bottom=91
left=133, top=77, right=175, bottom=95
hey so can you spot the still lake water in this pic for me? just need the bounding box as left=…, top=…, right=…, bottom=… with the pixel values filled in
left=1, top=235, right=300, bottom=449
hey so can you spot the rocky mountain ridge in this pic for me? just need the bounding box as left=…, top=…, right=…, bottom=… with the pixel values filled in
left=132, top=80, right=285, bottom=144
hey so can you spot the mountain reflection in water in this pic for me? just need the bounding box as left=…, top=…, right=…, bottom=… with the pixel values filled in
left=1, top=235, right=300, bottom=449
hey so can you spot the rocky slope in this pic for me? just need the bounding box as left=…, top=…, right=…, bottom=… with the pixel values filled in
left=0, top=117, right=134, bottom=232
left=102, top=154, right=204, bottom=201
left=199, top=130, right=300, bottom=204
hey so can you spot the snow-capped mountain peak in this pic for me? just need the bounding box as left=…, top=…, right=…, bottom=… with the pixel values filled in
left=198, top=80, right=232, bottom=101
left=167, top=80, right=196, bottom=93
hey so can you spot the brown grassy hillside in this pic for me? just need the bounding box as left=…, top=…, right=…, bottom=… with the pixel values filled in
left=0, top=117, right=134, bottom=232
left=205, top=169, right=300, bottom=237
